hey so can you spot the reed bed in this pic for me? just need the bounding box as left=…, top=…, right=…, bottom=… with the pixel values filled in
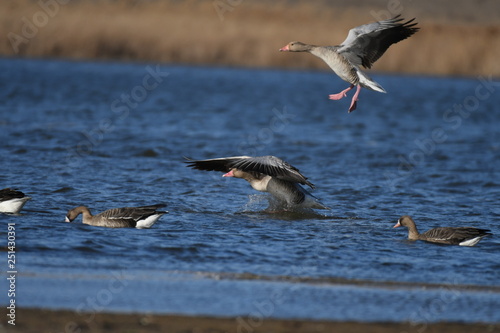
left=1, top=0, right=499, bottom=77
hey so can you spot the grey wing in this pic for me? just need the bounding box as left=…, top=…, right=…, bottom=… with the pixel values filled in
left=449, top=228, right=492, bottom=240
left=125, top=205, right=167, bottom=220
left=99, top=205, right=166, bottom=226
left=0, top=188, right=25, bottom=200
left=338, top=16, right=419, bottom=68
left=184, top=156, right=252, bottom=172
left=422, top=227, right=490, bottom=244
left=132, top=204, right=166, bottom=211
left=96, top=208, right=137, bottom=227
left=267, top=178, right=306, bottom=205
left=230, top=156, right=315, bottom=188
left=421, top=228, right=461, bottom=244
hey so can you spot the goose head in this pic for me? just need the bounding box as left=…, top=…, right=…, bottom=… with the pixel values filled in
left=393, top=215, right=415, bottom=228
left=222, top=168, right=247, bottom=179
left=279, top=41, right=313, bottom=52
left=65, top=206, right=88, bottom=222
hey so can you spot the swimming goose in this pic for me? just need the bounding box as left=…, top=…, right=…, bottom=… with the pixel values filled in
left=65, top=204, right=167, bottom=228
left=280, top=15, right=419, bottom=112
left=0, top=188, right=32, bottom=214
left=185, top=155, right=329, bottom=210
left=393, top=215, right=492, bottom=246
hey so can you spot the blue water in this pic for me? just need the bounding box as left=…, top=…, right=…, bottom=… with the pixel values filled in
left=1, top=58, right=499, bottom=323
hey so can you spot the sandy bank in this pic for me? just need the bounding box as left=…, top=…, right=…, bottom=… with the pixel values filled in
left=1, top=0, right=499, bottom=77
left=2, top=308, right=499, bottom=333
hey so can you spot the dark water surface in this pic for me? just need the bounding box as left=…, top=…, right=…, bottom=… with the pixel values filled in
left=1, top=58, right=499, bottom=322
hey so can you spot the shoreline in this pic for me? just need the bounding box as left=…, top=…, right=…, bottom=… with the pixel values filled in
left=0, top=55, right=493, bottom=82
left=2, top=308, right=498, bottom=333
left=2, top=0, right=499, bottom=77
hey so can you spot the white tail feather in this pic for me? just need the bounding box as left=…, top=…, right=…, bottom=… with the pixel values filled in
left=0, top=197, right=31, bottom=214
left=135, top=213, right=165, bottom=229
left=459, top=236, right=485, bottom=247
left=303, top=194, right=330, bottom=210
left=357, top=70, right=386, bottom=93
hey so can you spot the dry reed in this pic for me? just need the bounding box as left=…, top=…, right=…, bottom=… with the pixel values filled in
left=1, top=0, right=499, bottom=77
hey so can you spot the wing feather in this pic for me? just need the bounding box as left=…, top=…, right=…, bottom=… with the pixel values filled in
left=338, top=15, right=419, bottom=69
left=185, top=156, right=315, bottom=188
left=98, top=205, right=166, bottom=225
left=184, top=156, right=251, bottom=172
left=230, top=156, right=314, bottom=188
left=422, top=227, right=491, bottom=244
left=0, top=188, right=26, bottom=200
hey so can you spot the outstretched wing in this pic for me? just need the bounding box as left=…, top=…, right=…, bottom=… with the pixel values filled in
left=230, top=156, right=314, bottom=188
left=338, top=15, right=419, bottom=69
left=184, top=156, right=252, bottom=173
left=185, top=155, right=315, bottom=188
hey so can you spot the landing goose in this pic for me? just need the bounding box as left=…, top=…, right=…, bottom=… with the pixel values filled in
left=393, top=215, right=492, bottom=246
left=0, top=188, right=31, bottom=214
left=65, top=204, right=167, bottom=229
left=280, top=15, right=419, bottom=112
left=185, top=155, right=329, bottom=210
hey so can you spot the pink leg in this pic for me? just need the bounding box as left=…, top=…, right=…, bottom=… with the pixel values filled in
left=329, top=84, right=354, bottom=100
left=348, top=85, right=361, bottom=113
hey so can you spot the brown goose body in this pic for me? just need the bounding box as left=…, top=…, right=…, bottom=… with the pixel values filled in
left=65, top=204, right=167, bottom=229
left=280, top=15, right=419, bottom=112
left=394, top=216, right=491, bottom=246
left=185, top=155, right=329, bottom=210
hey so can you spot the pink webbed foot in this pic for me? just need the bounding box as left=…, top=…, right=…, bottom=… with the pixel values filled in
left=329, top=92, right=348, bottom=100
left=348, top=100, right=357, bottom=112
left=329, top=84, right=354, bottom=100
left=348, top=85, right=362, bottom=113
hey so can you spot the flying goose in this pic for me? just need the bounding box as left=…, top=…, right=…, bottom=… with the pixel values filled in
left=393, top=215, right=492, bottom=246
left=65, top=204, right=168, bottom=228
left=185, top=155, right=329, bottom=210
left=0, top=188, right=32, bottom=214
left=280, top=15, right=419, bottom=112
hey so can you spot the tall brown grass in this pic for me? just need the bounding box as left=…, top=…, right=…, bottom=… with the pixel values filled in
left=1, top=0, right=499, bottom=77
